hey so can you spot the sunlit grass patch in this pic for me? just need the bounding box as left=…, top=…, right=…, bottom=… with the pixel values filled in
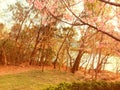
left=0, top=70, right=81, bottom=90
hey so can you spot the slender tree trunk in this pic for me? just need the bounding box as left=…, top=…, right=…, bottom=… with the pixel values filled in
left=1, top=47, right=7, bottom=65
left=66, top=46, right=72, bottom=68
left=29, top=28, right=41, bottom=65
left=95, top=34, right=103, bottom=79
left=42, top=54, right=47, bottom=72
left=84, top=54, right=92, bottom=75
left=39, top=43, right=45, bottom=66
left=29, top=41, right=39, bottom=65
left=102, top=54, right=109, bottom=71
left=15, top=5, right=34, bottom=42
left=53, top=30, right=70, bottom=69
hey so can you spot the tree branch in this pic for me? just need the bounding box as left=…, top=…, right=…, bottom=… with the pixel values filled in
left=61, top=0, right=120, bottom=42
left=99, top=0, right=120, bottom=7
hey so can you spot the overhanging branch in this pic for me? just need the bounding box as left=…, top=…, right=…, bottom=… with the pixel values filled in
left=99, top=0, right=120, bottom=7
left=61, top=0, right=120, bottom=42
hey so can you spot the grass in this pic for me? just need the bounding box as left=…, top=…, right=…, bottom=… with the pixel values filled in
left=0, top=69, right=120, bottom=90
left=0, top=70, right=82, bottom=90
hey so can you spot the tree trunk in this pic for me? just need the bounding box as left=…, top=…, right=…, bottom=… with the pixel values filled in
left=1, top=47, right=7, bottom=65
left=29, top=27, right=41, bottom=65
left=71, top=50, right=84, bottom=73
left=53, top=30, right=70, bottom=69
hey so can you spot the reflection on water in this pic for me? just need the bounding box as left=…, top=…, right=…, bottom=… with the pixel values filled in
left=81, top=54, right=120, bottom=73
left=105, top=56, right=120, bottom=72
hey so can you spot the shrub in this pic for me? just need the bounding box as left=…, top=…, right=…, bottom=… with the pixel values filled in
left=45, top=81, right=120, bottom=90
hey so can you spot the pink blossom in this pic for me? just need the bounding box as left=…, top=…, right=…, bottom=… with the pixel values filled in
left=63, top=14, right=73, bottom=21
left=104, top=16, right=110, bottom=21
left=93, top=17, right=98, bottom=22
left=27, top=0, right=73, bottom=22
left=88, top=0, right=95, bottom=3
left=34, top=0, right=44, bottom=10
left=98, top=43, right=104, bottom=48
left=27, top=0, right=33, bottom=5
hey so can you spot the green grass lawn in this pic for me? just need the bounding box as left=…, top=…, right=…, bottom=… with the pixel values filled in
left=0, top=70, right=82, bottom=90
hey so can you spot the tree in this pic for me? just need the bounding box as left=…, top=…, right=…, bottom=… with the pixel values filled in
left=27, top=0, right=120, bottom=42
left=9, top=0, right=119, bottom=74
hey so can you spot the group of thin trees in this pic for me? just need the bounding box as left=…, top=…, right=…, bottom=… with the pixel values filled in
left=0, top=0, right=120, bottom=79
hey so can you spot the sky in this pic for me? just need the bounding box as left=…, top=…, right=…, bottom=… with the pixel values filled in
left=0, top=0, right=84, bottom=29
left=0, top=0, right=17, bottom=29
left=0, top=0, right=28, bottom=29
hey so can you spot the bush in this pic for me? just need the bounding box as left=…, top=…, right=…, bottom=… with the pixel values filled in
left=45, top=81, right=120, bottom=90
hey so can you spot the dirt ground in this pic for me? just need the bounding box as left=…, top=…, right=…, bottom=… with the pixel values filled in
left=0, top=65, right=40, bottom=75
left=0, top=65, right=120, bottom=82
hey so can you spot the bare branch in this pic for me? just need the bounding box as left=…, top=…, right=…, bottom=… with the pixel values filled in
left=47, top=9, right=84, bottom=26
left=99, top=0, right=120, bottom=7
